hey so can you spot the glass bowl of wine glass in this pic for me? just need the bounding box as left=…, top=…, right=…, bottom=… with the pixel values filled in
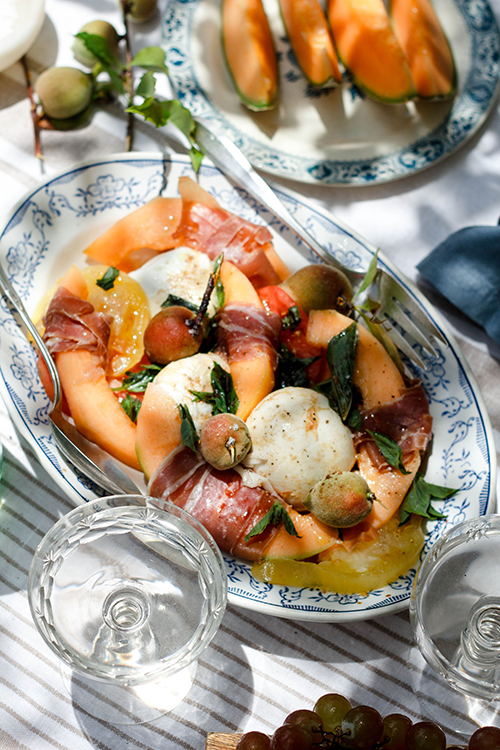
left=409, top=514, right=500, bottom=740
left=28, top=494, right=227, bottom=724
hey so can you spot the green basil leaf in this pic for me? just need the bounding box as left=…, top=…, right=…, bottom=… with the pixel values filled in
left=96, top=266, right=120, bottom=290
left=326, top=322, right=358, bottom=421
left=161, top=294, right=198, bottom=312
left=130, top=46, right=169, bottom=75
left=354, top=251, right=379, bottom=300
left=400, top=473, right=453, bottom=525
left=367, top=430, right=411, bottom=474
left=120, top=394, right=141, bottom=423
left=282, top=306, right=301, bottom=331
left=178, top=404, right=199, bottom=452
left=276, top=344, right=318, bottom=389
left=116, top=364, right=163, bottom=393
left=190, top=362, right=239, bottom=415
left=244, top=502, right=300, bottom=541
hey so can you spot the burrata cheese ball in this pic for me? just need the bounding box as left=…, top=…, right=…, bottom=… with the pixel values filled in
left=243, top=386, right=356, bottom=508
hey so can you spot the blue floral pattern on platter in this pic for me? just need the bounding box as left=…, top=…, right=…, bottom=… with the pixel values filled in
left=0, top=154, right=495, bottom=623
left=161, top=0, right=500, bottom=186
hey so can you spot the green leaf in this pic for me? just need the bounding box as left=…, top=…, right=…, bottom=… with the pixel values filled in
left=354, top=251, right=379, bottom=300
left=127, top=97, right=171, bottom=127
left=325, top=322, right=358, bottom=421
left=75, top=31, right=118, bottom=68
left=282, top=305, right=301, bottom=331
left=276, top=343, right=318, bottom=389
left=167, top=99, right=197, bottom=141
left=399, top=473, right=456, bottom=525
left=190, top=362, right=239, bottom=415
left=96, top=266, right=120, bottom=290
left=136, top=70, right=156, bottom=99
left=189, top=145, right=204, bottom=173
left=120, top=394, right=141, bottom=423
left=161, top=294, right=198, bottom=313
left=244, top=502, right=300, bottom=541
left=130, top=46, right=169, bottom=75
left=116, top=364, right=163, bottom=393
left=178, top=404, right=199, bottom=452
left=366, top=430, right=411, bottom=474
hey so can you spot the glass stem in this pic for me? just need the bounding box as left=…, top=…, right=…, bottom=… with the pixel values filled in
left=456, top=596, right=500, bottom=680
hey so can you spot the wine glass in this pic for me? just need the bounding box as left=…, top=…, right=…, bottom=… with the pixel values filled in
left=409, top=514, right=500, bottom=740
left=28, top=494, right=227, bottom=724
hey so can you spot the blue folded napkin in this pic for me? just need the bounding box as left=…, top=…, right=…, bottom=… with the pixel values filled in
left=417, top=224, right=500, bottom=346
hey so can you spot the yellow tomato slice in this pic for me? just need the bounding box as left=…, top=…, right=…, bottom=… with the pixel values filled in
left=252, top=514, right=424, bottom=594
left=83, top=265, right=150, bottom=378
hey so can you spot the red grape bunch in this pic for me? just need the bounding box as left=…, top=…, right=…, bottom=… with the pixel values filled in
left=235, top=692, right=500, bottom=750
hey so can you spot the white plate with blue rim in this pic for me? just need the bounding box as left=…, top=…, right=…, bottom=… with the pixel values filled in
left=0, top=153, right=496, bottom=621
left=161, top=0, right=500, bottom=186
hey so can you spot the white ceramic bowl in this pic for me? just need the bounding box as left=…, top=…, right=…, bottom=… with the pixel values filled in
left=0, top=0, right=45, bottom=72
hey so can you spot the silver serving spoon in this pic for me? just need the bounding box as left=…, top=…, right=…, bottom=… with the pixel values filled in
left=0, top=262, right=143, bottom=496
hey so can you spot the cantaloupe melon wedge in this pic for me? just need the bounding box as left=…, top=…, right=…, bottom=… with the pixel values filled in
left=55, top=349, right=140, bottom=470
left=328, top=0, right=416, bottom=103
left=84, top=196, right=182, bottom=272
left=390, top=0, right=456, bottom=100
left=220, top=261, right=276, bottom=420
left=306, top=308, right=421, bottom=526
left=135, top=383, right=181, bottom=480
left=222, top=0, right=278, bottom=110
left=306, top=308, right=405, bottom=409
left=261, top=508, right=338, bottom=560
left=279, top=0, right=342, bottom=87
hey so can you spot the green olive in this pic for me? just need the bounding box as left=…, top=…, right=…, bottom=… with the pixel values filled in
left=72, top=20, right=120, bottom=68
left=35, top=67, right=93, bottom=120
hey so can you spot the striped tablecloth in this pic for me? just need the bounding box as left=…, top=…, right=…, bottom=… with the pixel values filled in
left=1, top=0, right=499, bottom=747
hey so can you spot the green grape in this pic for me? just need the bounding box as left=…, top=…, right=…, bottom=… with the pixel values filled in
left=284, top=709, right=323, bottom=743
left=341, top=705, right=384, bottom=749
left=382, top=713, right=412, bottom=749
left=468, top=726, right=500, bottom=750
left=236, top=731, right=271, bottom=750
left=313, top=693, right=352, bottom=731
left=270, top=724, right=312, bottom=750
left=404, top=721, right=446, bottom=750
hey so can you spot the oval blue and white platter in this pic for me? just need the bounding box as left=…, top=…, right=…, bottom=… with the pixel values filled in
left=162, top=0, right=500, bottom=186
left=0, top=154, right=496, bottom=621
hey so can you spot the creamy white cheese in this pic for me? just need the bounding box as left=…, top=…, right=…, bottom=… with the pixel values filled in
left=153, top=352, right=229, bottom=430
left=243, top=386, right=356, bottom=508
left=129, top=246, right=215, bottom=318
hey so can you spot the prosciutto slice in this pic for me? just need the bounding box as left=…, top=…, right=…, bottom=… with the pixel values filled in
left=357, top=380, right=433, bottom=470
left=43, top=286, right=111, bottom=363
left=148, top=445, right=281, bottom=561
left=217, top=304, right=282, bottom=370
left=172, top=201, right=280, bottom=287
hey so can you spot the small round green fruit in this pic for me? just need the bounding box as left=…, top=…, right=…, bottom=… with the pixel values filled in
left=72, top=20, right=120, bottom=68
left=35, top=67, right=93, bottom=120
left=200, top=414, right=252, bottom=470
left=304, top=472, right=374, bottom=527
left=279, top=265, right=353, bottom=315
left=125, top=0, right=157, bottom=22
